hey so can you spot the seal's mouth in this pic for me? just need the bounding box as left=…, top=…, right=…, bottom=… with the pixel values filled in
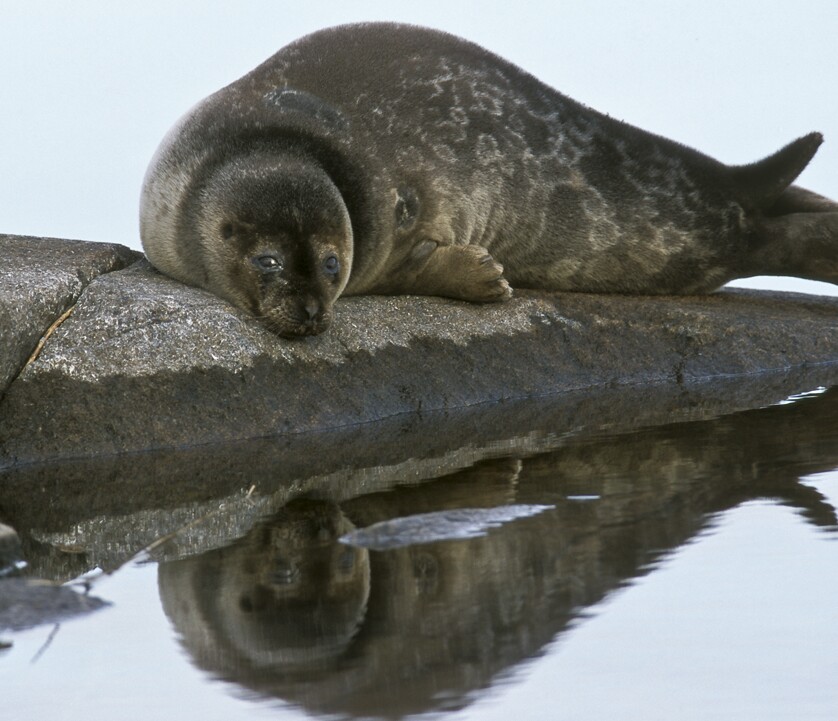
left=262, top=306, right=332, bottom=338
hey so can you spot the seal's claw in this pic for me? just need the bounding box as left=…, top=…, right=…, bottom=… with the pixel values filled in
left=453, top=245, right=512, bottom=302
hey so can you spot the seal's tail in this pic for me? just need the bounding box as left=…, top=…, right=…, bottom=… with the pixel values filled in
left=730, top=132, right=823, bottom=212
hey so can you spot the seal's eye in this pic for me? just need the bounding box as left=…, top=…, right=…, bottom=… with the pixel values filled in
left=221, top=222, right=235, bottom=240
left=323, top=255, right=340, bottom=275
left=253, top=254, right=281, bottom=272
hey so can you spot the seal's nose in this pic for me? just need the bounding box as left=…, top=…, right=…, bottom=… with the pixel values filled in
left=303, top=298, right=321, bottom=320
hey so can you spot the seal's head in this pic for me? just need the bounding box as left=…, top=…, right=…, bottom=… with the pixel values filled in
left=193, top=154, right=353, bottom=337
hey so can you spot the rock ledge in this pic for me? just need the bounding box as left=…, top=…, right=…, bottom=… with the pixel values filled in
left=2, top=233, right=838, bottom=468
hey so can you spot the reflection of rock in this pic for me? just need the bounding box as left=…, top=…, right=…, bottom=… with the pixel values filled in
left=0, top=578, right=108, bottom=632
left=0, top=523, right=23, bottom=576
left=0, top=515, right=108, bottom=635
left=156, top=395, right=838, bottom=719
left=340, top=503, right=553, bottom=550
left=159, top=499, right=369, bottom=674
left=6, top=368, right=838, bottom=582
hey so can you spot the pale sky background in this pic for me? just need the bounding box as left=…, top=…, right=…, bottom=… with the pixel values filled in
left=3, top=1, right=838, bottom=293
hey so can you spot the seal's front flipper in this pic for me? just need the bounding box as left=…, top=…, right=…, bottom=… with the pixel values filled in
left=395, top=242, right=513, bottom=302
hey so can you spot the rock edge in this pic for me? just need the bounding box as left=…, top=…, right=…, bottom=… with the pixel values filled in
left=2, top=234, right=838, bottom=468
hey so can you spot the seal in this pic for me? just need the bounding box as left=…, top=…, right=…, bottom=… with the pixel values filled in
left=140, top=22, right=838, bottom=337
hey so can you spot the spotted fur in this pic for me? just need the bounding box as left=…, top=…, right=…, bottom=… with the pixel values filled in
left=141, top=23, right=837, bottom=336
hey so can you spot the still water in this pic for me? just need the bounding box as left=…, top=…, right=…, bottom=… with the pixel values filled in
left=2, top=380, right=838, bottom=720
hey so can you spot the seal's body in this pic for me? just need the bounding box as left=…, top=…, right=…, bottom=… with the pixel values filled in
left=141, top=23, right=838, bottom=336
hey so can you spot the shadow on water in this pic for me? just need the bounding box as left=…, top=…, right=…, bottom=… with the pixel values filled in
left=2, top=371, right=838, bottom=717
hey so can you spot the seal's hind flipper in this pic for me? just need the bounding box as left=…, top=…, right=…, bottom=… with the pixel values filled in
left=749, top=209, right=838, bottom=283
left=765, top=185, right=838, bottom=217
left=730, top=132, right=823, bottom=212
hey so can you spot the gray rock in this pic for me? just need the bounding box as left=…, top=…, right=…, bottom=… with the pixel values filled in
left=1, top=237, right=838, bottom=468
left=340, top=504, right=556, bottom=550
left=0, top=523, right=23, bottom=576
left=0, top=578, right=108, bottom=631
left=0, top=234, right=140, bottom=397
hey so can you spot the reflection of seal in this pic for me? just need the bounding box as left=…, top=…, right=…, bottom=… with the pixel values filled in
left=158, top=500, right=370, bottom=673
left=140, top=22, right=838, bottom=337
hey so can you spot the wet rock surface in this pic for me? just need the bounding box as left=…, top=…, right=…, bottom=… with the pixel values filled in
left=1, top=235, right=838, bottom=468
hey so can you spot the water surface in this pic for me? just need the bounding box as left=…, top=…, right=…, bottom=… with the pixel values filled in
left=2, top=380, right=838, bottom=720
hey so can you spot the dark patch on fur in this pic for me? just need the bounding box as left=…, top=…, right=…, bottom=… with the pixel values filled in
left=395, top=186, right=420, bottom=230
left=263, top=88, right=349, bottom=131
